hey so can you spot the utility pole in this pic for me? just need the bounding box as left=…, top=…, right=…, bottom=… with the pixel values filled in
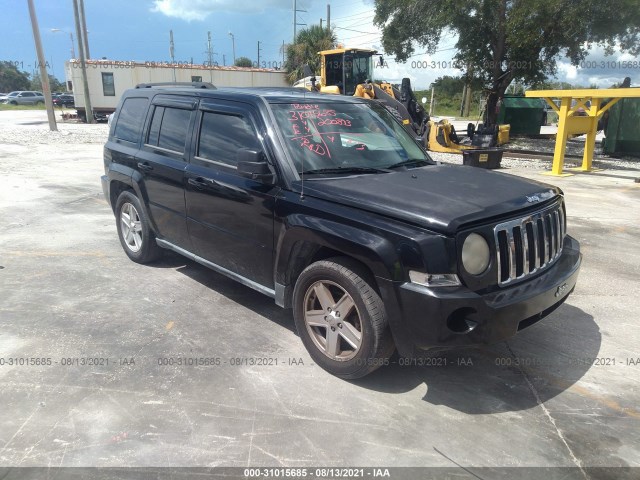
left=27, top=0, right=56, bottom=131
left=257, top=41, right=262, bottom=68
left=228, top=32, right=236, bottom=65
left=293, top=0, right=306, bottom=43
left=78, top=0, right=90, bottom=59
left=207, top=31, right=214, bottom=66
left=429, top=87, right=435, bottom=116
left=169, top=30, right=176, bottom=81
left=327, top=4, right=330, bottom=30
left=207, top=31, right=214, bottom=82
left=282, top=40, right=285, bottom=66
left=72, top=0, right=93, bottom=123
left=320, top=19, right=323, bottom=29
left=223, top=54, right=226, bottom=67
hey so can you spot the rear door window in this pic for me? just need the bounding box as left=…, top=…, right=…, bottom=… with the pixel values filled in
left=146, top=106, right=192, bottom=154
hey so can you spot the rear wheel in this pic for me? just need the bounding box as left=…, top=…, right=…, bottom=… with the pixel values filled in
left=293, top=257, right=395, bottom=379
left=115, top=190, right=162, bottom=264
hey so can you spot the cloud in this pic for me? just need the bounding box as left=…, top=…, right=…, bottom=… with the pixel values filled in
left=552, top=44, right=640, bottom=87
left=151, top=0, right=290, bottom=21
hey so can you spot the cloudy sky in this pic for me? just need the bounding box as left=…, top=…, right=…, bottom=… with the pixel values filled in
left=1, top=0, right=637, bottom=90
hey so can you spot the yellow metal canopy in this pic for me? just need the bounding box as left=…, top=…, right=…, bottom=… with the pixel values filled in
left=524, top=88, right=640, bottom=176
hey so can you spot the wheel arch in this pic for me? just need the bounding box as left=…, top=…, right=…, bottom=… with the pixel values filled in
left=106, top=166, right=159, bottom=234
left=274, top=220, right=401, bottom=308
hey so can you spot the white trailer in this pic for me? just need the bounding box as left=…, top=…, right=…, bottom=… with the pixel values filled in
left=65, top=59, right=289, bottom=120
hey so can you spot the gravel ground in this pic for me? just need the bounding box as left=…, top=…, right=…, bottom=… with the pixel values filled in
left=430, top=149, right=640, bottom=172
left=0, top=121, right=109, bottom=146
left=0, top=110, right=637, bottom=174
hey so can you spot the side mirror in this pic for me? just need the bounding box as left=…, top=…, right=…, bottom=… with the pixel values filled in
left=237, top=149, right=275, bottom=184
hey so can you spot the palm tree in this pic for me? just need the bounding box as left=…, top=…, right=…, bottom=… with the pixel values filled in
left=285, top=25, right=337, bottom=84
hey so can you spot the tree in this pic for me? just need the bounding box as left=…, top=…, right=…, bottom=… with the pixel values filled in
left=374, top=0, right=640, bottom=124
left=0, top=61, right=31, bottom=92
left=30, top=73, right=65, bottom=93
left=285, top=25, right=337, bottom=84
left=234, top=57, right=253, bottom=68
left=431, top=75, right=482, bottom=97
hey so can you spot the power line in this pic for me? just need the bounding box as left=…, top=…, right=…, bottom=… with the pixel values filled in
left=339, top=14, right=376, bottom=29
left=334, top=26, right=378, bottom=35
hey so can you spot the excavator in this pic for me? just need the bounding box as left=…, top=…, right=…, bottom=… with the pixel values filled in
left=293, top=47, right=504, bottom=159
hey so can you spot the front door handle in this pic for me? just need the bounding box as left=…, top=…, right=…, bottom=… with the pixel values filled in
left=137, top=162, right=153, bottom=172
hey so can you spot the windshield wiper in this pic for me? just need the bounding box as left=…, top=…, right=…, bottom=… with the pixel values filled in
left=300, top=166, right=390, bottom=175
left=386, top=159, right=431, bottom=170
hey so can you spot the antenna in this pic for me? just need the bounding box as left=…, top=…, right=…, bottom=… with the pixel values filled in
left=300, top=86, right=306, bottom=201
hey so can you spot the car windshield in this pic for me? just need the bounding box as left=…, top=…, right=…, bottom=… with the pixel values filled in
left=270, top=101, right=433, bottom=175
left=8, top=92, right=19, bottom=97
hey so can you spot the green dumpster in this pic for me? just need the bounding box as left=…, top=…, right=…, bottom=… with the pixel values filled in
left=496, top=96, right=546, bottom=135
left=603, top=98, right=640, bottom=158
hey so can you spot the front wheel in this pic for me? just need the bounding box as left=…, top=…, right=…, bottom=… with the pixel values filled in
left=293, top=258, right=395, bottom=379
left=114, top=190, right=162, bottom=264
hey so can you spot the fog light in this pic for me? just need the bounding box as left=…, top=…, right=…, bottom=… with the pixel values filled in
left=409, top=271, right=461, bottom=287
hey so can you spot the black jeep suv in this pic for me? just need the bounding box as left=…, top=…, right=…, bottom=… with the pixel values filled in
left=102, top=83, right=581, bottom=379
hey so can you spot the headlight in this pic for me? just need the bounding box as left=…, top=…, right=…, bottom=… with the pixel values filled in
left=461, top=233, right=490, bottom=275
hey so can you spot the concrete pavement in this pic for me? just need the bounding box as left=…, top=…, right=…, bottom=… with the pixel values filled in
left=0, top=111, right=638, bottom=477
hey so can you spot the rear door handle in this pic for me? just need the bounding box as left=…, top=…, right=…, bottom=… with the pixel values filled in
left=188, top=177, right=214, bottom=189
left=137, top=162, right=153, bottom=172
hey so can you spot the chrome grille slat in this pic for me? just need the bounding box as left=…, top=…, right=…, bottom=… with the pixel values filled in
left=530, top=220, right=540, bottom=270
left=507, top=228, right=517, bottom=280
left=521, top=225, right=529, bottom=274
left=553, top=210, right=561, bottom=256
left=543, top=217, right=551, bottom=263
left=494, top=201, right=565, bottom=286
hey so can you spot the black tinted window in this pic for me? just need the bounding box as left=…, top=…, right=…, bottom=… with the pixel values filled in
left=114, top=97, right=148, bottom=143
left=155, top=107, right=191, bottom=153
left=146, top=106, right=164, bottom=146
left=198, top=112, right=260, bottom=166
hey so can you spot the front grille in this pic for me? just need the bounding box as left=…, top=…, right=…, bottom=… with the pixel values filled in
left=494, top=201, right=565, bottom=286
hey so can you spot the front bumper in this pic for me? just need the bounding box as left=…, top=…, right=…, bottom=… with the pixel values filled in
left=378, top=235, right=581, bottom=357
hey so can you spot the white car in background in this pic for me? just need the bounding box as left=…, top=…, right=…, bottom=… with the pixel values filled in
left=1, top=91, right=45, bottom=105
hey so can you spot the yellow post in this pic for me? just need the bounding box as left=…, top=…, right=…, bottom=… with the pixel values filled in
left=547, top=97, right=573, bottom=177
left=576, top=98, right=601, bottom=172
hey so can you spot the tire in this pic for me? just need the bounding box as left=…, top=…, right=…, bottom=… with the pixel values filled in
left=35, top=100, right=44, bottom=106
left=114, top=190, right=162, bottom=264
left=293, top=257, right=395, bottom=379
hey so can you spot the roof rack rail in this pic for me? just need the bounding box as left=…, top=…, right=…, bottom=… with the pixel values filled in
left=135, top=82, right=216, bottom=90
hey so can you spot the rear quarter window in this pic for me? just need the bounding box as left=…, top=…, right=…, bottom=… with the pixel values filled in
left=114, top=97, right=149, bottom=144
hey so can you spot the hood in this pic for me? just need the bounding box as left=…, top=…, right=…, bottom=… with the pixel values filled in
left=298, top=164, right=560, bottom=234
